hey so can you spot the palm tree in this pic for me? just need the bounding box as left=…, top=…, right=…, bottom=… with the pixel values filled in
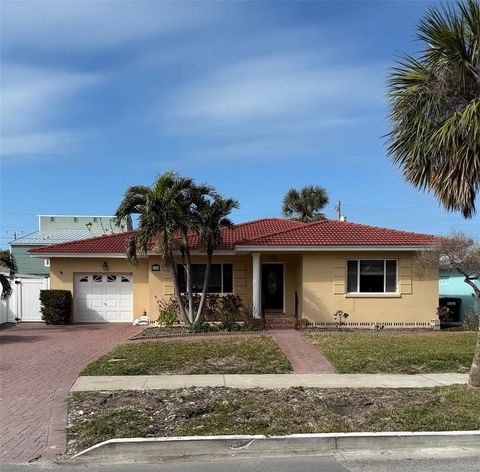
left=387, top=0, right=480, bottom=218
left=0, top=251, right=17, bottom=300
left=192, top=195, right=239, bottom=323
left=282, top=186, right=329, bottom=222
left=115, top=171, right=209, bottom=324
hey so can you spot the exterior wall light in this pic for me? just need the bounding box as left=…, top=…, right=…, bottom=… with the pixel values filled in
left=151, top=264, right=160, bottom=272
left=102, top=262, right=109, bottom=270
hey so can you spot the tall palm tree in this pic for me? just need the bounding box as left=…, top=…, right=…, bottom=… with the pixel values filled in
left=388, top=0, right=480, bottom=388
left=282, top=186, right=329, bottom=222
left=115, top=171, right=207, bottom=324
left=0, top=251, right=17, bottom=300
left=192, top=195, right=239, bottom=323
left=387, top=0, right=480, bottom=218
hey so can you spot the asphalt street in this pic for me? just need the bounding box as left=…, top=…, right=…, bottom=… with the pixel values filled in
left=1, top=448, right=480, bottom=472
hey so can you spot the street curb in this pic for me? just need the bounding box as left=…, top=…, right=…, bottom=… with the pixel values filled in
left=72, top=431, right=480, bottom=463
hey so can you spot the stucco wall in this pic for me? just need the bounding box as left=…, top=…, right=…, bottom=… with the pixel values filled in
left=49, top=250, right=438, bottom=324
left=302, top=251, right=438, bottom=324
left=49, top=258, right=149, bottom=321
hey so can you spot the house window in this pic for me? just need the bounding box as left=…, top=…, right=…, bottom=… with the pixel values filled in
left=107, top=275, right=117, bottom=282
left=177, top=263, right=233, bottom=293
left=347, top=260, right=397, bottom=293
left=79, top=276, right=88, bottom=282
left=44, top=258, right=50, bottom=267
left=92, top=274, right=103, bottom=282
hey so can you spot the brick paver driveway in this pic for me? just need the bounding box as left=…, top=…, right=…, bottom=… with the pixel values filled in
left=0, top=323, right=139, bottom=463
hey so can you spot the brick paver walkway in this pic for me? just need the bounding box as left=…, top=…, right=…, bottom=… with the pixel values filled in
left=0, top=323, right=139, bottom=463
left=270, top=329, right=335, bottom=374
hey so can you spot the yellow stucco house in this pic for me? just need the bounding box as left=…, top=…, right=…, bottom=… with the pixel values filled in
left=30, top=218, right=439, bottom=328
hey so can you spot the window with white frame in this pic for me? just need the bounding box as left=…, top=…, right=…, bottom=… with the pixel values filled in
left=44, top=258, right=50, bottom=267
left=347, top=260, right=397, bottom=293
left=177, top=263, right=233, bottom=293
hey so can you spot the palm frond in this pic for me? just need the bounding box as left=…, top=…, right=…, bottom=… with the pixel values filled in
left=387, top=0, right=480, bottom=218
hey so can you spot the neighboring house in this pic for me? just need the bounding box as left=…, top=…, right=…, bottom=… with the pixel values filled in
left=29, top=218, right=438, bottom=327
left=10, top=215, right=129, bottom=276
left=439, top=270, right=480, bottom=321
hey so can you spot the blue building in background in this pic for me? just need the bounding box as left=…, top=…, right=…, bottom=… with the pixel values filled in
left=439, top=270, right=480, bottom=321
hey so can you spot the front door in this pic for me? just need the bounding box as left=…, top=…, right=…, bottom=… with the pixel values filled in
left=262, top=264, right=284, bottom=311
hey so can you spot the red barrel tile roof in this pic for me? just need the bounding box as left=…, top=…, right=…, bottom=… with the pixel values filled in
left=29, top=218, right=435, bottom=255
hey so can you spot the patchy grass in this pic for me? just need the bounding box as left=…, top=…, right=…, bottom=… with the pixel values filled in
left=304, top=331, right=477, bottom=374
left=68, top=385, right=480, bottom=454
left=81, top=336, right=291, bottom=375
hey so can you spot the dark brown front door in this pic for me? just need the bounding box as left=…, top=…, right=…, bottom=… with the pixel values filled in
left=262, top=264, right=284, bottom=310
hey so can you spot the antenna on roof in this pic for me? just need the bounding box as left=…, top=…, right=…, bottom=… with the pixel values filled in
left=334, top=201, right=347, bottom=222
left=86, top=222, right=92, bottom=232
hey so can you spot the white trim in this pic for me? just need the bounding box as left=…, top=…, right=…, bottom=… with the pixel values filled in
left=30, top=253, right=129, bottom=258
left=169, top=250, right=235, bottom=256
left=236, top=245, right=430, bottom=252
left=346, top=258, right=399, bottom=295
left=261, top=261, right=285, bottom=312
left=31, top=251, right=236, bottom=258
left=38, top=214, right=117, bottom=218
left=252, top=254, right=261, bottom=319
left=31, top=246, right=428, bottom=258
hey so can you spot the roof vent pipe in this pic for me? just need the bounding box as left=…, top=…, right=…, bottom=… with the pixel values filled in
left=339, top=215, right=347, bottom=222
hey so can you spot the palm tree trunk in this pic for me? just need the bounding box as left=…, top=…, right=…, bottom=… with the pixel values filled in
left=168, top=252, right=189, bottom=324
left=469, top=328, right=480, bottom=388
left=463, top=276, right=480, bottom=388
left=181, top=234, right=194, bottom=324
left=194, top=248, right=212, bottom=324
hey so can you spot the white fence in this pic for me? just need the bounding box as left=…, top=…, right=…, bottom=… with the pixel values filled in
left=0, top=277, right=49, bottom=324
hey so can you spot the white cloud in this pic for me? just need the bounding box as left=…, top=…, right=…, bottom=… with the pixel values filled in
left=1, top=1, right=217, bottom=52
left=168, top=54, right=385, bottom=127
left=0, top=64, right=102, bottom=156
left=0, top=131, right=88, bottom=157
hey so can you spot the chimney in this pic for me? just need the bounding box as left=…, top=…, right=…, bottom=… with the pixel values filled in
left=339, top=215, right=347, bottom=222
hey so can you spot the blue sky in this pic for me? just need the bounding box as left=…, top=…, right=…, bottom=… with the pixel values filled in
left=1, top=0, right=478, bottom=246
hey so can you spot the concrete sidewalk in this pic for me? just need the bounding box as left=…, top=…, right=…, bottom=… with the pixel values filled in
left=71, top=373, right=468, bottom=391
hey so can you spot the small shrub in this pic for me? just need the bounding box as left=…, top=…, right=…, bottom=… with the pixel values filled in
left=240, top=321, right=258, bottom=332
left=156, top=296, right=178, bottom=327
left=333, top=310, right=349, bottom=328
left=40, top=290, right=72, bottom=325
left=220, top=295, right=243, bottom=321
left=219, top=320, right=242, bottom=331
left=437, top=305, right=453, bottom=323
left=203, top=294, right=220, bottom=321
left=463, top=312, right=479, bottom=331
left=188, top=322, right=219, bottom=333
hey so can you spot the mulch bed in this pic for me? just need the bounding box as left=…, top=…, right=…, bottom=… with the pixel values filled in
left=129, top=326, right=263, bottom=341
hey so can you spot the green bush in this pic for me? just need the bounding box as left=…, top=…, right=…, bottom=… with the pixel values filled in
left=219, top=320, right=242, bottom=331
left=188, top=322, right=219, bottom=333
left=155, top=296, right=178, bottom=327
left=40, top=290, right=72, bottom=325
left=463, top=312, right=479, bottom=331
left=220, top=295, right=243, bottom=321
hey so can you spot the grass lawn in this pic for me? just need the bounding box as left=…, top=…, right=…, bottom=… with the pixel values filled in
left=68, top=385, right=480, bottom=454
left=81, top=336, right=292, bottom=375
left=304, top=330, right=477, bottom=374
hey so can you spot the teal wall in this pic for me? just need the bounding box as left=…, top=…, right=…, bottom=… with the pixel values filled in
left=39, top=216, right=128, bottom=232
left=11, top=245, right=49, bottom=276
left=439, top=270, right=480, bottom=321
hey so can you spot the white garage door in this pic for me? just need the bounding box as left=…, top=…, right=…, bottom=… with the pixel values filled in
left=75, top=273, right=133, bottom=322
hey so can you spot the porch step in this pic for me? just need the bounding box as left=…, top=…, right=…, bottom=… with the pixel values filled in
left=264, top=315, right=296, bottom=330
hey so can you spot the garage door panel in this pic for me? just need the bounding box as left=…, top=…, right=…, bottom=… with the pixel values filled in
left=75, top=273, right=133, bottom=323
left=119, top=286, right=131, bottom=295
left=119, top=299, right=132, bottom=309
